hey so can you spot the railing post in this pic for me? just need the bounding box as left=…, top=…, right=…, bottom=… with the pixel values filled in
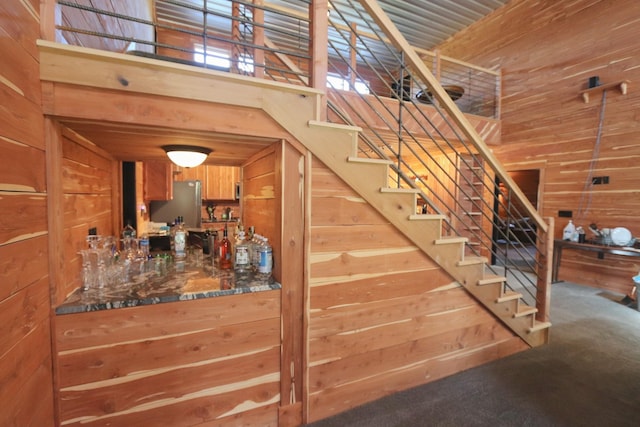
left=231, top=2, right=241, bottom=74
left=536, top=216, right=554, bottom=322
left=433, top=48, right=441, bottom=81
left=41, top=0, right=60, bottom=41
left=310, top=0, right=328, bottom=120
left=253, top=0, right=265, bottom=79
left=349, top=22, right=357, bottom=90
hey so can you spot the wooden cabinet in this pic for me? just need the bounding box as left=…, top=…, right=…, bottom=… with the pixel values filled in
left=205, top=166, right=240, bottom=200
left=175, top=165, right=239, bottom=200
left=175, top=165, right=206, bottom=183
left=143, top=161, right=173, bottom=201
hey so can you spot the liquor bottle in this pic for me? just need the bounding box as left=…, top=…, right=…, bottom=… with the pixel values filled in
left=172, top=216, right=188, bottom=261
left=234, top=230, right=250, bottom=273
left=219, top=224, right=232, bottom=269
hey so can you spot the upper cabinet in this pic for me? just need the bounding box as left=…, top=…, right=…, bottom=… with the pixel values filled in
left=175, top=165, right=239, bottom=200
left=176, top=166, right=206, bottom=183
left=205, top=166, right=239, bottom=200
left=143, top=161, right=173, bottom=201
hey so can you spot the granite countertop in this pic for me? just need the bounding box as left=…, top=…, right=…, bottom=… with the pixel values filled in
left=56, top=256, right=280, bottom=315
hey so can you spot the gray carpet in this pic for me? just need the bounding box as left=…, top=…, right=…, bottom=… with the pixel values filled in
left=307, top=282, right=640, bottom=427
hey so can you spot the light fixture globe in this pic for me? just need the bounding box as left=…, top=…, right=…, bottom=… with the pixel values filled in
left=162, top=145, right=212, bottom=168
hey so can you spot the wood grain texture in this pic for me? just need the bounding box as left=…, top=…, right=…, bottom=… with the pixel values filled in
left=54, top=291, right=282, bottom=426
left=438, top=0, right=640, bottom=294
left=306, top=162, right=526, bottom=422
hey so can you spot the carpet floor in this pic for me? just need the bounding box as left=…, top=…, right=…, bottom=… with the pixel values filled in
left=306, top=282, right=640, bottom=427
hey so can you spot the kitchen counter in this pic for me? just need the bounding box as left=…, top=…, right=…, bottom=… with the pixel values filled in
left=56, top=256, right=280, bottom=315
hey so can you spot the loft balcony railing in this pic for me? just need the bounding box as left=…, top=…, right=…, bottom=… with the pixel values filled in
left=52, top=0, right=550, bottom=320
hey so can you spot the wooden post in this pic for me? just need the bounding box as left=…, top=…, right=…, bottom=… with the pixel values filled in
left=253, top=0, right=265, bottom=78
left=310, top=0, right=328, bottom=120
left=536, top=216, right=554, bottom=322
left=349, top=22, right=357, bottom=90
left=40, top=0, right=60, bottom=41
left=231, top=2, right=241, bottom=74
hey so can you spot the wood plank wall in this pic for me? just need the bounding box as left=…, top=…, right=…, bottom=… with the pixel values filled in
left=242, top=144, right=280, bottom=281
left=52, top=127, right=119, bottom=305
left=54, top=291, right=282, bottom=426
left=438, top=0, right=640, bottom=295
left=306, top=159, right=528, bottom=423
left=0, top=1, right=55, bottom=425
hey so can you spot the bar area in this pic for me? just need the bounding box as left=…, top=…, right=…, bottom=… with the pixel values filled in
left=56, top=230, right=280, bottom=315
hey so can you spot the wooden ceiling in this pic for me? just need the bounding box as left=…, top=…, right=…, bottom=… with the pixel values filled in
left=60, top=120, right=280, bottom=166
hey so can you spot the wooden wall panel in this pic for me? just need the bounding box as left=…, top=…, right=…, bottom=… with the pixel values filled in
left=243, top=145, right=279, bottom=275
left=54, top=291, right=281, bottom=427
left=306, top=161, right=527, bottom=423
left=0, top=2, right=56, bottom=425
left=53, top=130, right=118, bottom=304
left=438, top=0, right=640, bottom=294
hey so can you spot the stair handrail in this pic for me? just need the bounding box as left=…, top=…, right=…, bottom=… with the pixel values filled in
left=357, top=0, right=547, bottom=235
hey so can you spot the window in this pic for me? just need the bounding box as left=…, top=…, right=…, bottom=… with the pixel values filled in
left=238, top=54, right=254, bottom=73
left=194, top=44, right=255, bottom=74
left=327, top=73, right=370, bottom=94
left=193, top=45, right=230, bottom=69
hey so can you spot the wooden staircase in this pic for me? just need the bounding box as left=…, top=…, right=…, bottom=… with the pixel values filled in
left=264, top=108, right=551, bottom=347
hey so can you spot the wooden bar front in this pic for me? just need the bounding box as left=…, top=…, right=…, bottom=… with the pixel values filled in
left=54, top=291, right=281, bottom=426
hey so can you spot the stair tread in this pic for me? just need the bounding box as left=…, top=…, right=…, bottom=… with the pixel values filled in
left=347, top=156, right=393, bottom=165
left=380, top=187, right=419, bottom=194
left=496, top=291, right=522, bottom=303
left=514, top=305, right=538, bottom=318
left=409, top=214, right=447, bottom=221
left=308, top=120, right=362, bottom=132
left=434, top=236, right=468, bottom=245
left=457, top=256, right=487, bottom=266
left=478, top=274, right=506, bottom=285
left=528, top=321, right=552, bottom=333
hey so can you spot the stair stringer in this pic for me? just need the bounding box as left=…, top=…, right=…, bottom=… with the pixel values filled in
left=261, top=103, right=550, bottom=347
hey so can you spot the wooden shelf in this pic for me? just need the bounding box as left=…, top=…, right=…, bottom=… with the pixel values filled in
left=580, top=80, right=629, bottom=103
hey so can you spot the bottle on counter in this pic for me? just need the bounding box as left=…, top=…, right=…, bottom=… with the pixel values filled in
left=257, top=237, right=273, bottom=279
left=234, top=230, right=250, bottom=273
left=562, top=220, right=575, bottom=241
left=172, top=216, right=188, bottom=261
left=251, top=234, right=263, bottom=272
left=122, top=220, right=136, bottom=239
left=219, top=224, right=232, bottom=269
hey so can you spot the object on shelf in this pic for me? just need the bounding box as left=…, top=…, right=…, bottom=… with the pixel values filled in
left=580, top=80, right=629, bottom=103
left=416, top=85, right=465, bottom=104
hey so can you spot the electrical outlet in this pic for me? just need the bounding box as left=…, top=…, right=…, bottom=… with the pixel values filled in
left=558, top=210, right=572, bottom=218
left=592, top=176, right=610, bottom=185
left=88, top=227, right=97, bottom=235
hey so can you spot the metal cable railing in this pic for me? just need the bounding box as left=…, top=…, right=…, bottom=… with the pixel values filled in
left=56, top=0, right=312, bottom=81
left=324, top=0, right=548, bottom=306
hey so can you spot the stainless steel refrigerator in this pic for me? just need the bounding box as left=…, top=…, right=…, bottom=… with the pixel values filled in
left=149, top=180, right=202, bottom=228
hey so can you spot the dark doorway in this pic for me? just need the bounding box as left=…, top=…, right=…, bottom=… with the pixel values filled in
left=122, top=162, right=137, bottom=231
left=491, top=169, right=541, bottom=267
